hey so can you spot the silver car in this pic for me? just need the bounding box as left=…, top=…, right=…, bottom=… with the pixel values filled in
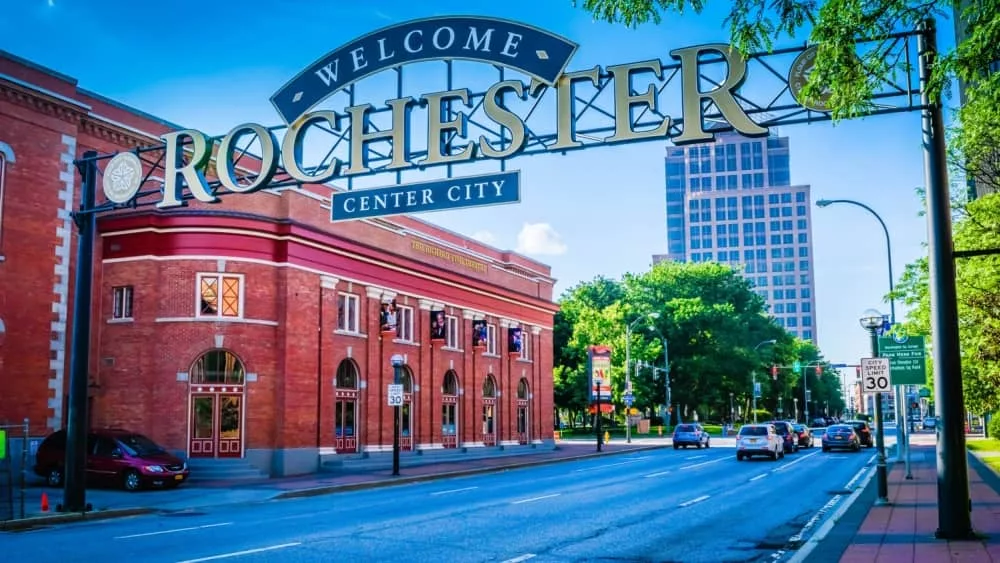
left=736, top=423, right=784, bottom=461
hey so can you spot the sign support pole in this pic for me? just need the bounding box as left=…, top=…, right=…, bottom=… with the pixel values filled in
left=919, top=17, right=974, bottom=539
left=390, top=354, right=404, bottom=476
left=62, top=151, right=97, bottom=514
left=867, top=330, right=890, bottom=505
left=596, top=378, right=603, bottom=453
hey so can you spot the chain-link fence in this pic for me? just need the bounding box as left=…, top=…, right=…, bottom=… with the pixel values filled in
left=0, top=419, right=29, bottom=522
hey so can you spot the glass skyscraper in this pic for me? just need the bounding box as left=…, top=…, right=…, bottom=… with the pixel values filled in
left=653, top=131, right=818, bottom=343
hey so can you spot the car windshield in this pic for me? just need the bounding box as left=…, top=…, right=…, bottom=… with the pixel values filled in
left=770, top=423, right=788, bottom=434
left=116, top=434, right=166, bottom=456
left=676, top=424, right=696, bottom=432
left=739, top=426, right=768, bottom=436
left=792, top=424, right=805, bottom=431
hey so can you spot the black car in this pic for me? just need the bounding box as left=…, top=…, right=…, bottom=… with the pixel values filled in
left=844, top=420, right=874, bottom=447
left=791, top=424, right=814, bottom=448
left=767, top=421, right=799, bottom=453
left=822, top=424, right=861, bottom=451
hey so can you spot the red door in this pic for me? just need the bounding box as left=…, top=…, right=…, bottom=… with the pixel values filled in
left=335, top=390, right=358, bottom=453
left=189, top=393, right=243, bottom=458
left=517, top=402, right=529, bottom=445
left=442, top=396, right=458, bottom=448
left=482, top=400, right=497, bottom=446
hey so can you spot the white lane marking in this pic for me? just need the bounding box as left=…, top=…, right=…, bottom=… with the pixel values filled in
left=512, top=493, right=561, bottom=505
left=678, top=495, right=710, bottom=507
left=772, top=450, right=821, bottom=472
left=502, top=555, right=537, bottom=563
left=644, top=470, right=672, bottom=478
left=750, top=473, right=768, bottom=482
left=571, top=457, right=650, bottom=473
left=684, top=454, right=706, bottom=460
left=845, top=457, right=876, bottom=489
left=679, top=457, right=727, bottom=470
left=175, top=543, right=301, bottom=563
left=431, top=486, right=479, bottom=496
left=116, top=522, right=232, bottom=539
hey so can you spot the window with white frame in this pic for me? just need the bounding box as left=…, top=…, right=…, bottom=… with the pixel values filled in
left=112, top=286, right=133, bottom=320
left=197, top=273, right=243, bottom=318
left=486, top=323, right=497, bottom=355
left=0, top=152, right=6, bottom=252
left=446, top=315, right=459, bottom=348
left=520, top=331, right=532, bottom=361
left=337, top=293, right=360, bottom=333
left=396, top=305, right=414, bottom=342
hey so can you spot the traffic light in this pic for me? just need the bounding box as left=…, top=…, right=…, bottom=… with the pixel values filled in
left=771, top=365, right=778, bottom=380
left=815, top=365, right=822, bottom=375
left=856, top=366, right=861, bottom=378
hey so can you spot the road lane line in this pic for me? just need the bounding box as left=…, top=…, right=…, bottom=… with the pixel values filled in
left=772, top=450, right=821, bottom=472
left=571, top=457, right=650, bottom=472
left=678, top=495, right=710, bottom=507
left=175, top=543, right=301, bottom=563
left=431, top=486, right=479, bottom=496
left=502, top=555, right=537, bottom=563
left=684, top=455, right=706, bottom=460
left=679, top=457, right=727, bottom=470
left=116, top=522, right=232, bottom=539
left=512, top=493, right=561, bottom=505
left=644, top=470, right=672, bottom=478
left=749, top=473, right=768, bottom=482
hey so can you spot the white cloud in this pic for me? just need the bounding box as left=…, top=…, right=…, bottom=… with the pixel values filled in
left=515, top=223, right=568, bottom=256
left=471, top=230, right=498, bottom=246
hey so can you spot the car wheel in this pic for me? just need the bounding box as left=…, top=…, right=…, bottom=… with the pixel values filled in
left=123, top=469, right=142, bottom=492
left=673, top=444, right=679, bottom=450
left=696, top=443, right=702, bottom=449
left=46, top=466, right=64, bottom=487
left=737, top=453, right=743, bottom=461
left=770, top=450, right=777, bottom=460
left=822, top=446, right=829, bottom=452
left=706, top=438, right=710, bottom=449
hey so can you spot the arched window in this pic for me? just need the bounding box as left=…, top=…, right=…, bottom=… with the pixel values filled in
left=335, top=359, right=359, bottom=389
left=442, top=371, right=458, bottom=395
left=190, top=350, right=245, bottom=385
left=482, top=375, right=497, bottom=398
left=401, top=366, right=414, bottom=393
left=518, top=378, right=529, bottom=399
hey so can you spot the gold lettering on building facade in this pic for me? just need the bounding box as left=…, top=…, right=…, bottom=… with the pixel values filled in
left=410, top=240, right=488, bottom=274
left=156, top=43, right=767, bottom=208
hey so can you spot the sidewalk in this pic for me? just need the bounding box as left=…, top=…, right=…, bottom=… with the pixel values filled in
left=3, top=438, right=666, bottom=530
left=809, top=431, right=1000, bottom=562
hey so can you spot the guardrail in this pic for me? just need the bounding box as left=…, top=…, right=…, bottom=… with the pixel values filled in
left=0, top=419, right=30, bottom=522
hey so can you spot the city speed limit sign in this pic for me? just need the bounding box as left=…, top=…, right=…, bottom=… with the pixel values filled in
left=387, top=384, right=404, bottom=406
left=860, top=357, right=892, bottom=393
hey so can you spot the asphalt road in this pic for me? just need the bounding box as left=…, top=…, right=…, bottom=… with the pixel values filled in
left=4, top=443, right=878, bottom=563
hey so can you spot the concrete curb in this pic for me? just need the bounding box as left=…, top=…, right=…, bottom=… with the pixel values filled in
left=273, top=444, right=670, bottom=500
left=0, top=507, right=155, bottom=532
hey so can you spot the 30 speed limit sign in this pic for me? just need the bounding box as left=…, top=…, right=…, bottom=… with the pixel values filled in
left=860, top=357, right=892, bottom=393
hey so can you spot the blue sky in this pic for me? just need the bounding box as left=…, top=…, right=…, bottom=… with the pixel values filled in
left=1, top=1, right=957, bottom=378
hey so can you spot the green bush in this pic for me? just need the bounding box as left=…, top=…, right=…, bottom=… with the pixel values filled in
left=750, top=409, right=773, bottom=421
left=988, top=413, right=1000, bottom=439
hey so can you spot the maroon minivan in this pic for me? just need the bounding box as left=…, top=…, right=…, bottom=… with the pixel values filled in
left=33, top=428, right=190, bottom=491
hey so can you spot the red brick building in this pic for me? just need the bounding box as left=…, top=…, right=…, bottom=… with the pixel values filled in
left=0, top=50, right=558, bottom=476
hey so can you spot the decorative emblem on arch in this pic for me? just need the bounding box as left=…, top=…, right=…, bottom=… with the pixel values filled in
left=269, top=16, right=579, bottom=124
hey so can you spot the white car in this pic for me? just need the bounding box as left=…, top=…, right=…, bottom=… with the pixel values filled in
left=736, top=423, right=784, bottom=461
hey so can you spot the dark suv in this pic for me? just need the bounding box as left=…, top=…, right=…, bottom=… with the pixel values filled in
left=767, top=421, right=799, bottom=453
left=845, top=420, right=874, bottom=447
left=34, top=429, right=189, bottom=491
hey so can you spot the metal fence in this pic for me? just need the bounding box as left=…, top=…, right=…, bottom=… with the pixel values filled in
left=0, top=419, right=29, bottom=522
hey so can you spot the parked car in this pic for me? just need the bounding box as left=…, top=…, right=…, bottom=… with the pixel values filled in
left=736, top=423, right=784, bottom=461
left=673, top=423, right=711, bottom=449
left=767, top=420, right=799, bottom=453
left=34, top=428, right=189, bottom=491
left=844, top=420, right=874, bottom=447
left=791, top=424, right=814, bottom=448
left=822, top=424, right=862, bottom=451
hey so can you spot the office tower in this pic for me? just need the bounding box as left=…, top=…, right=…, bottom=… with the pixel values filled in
left=654, top=131, right=818, bottom=343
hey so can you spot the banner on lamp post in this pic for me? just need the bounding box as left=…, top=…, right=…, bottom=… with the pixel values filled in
left=587, top=345, right=613, bottom=403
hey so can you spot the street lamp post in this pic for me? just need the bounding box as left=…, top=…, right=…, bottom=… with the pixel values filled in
left=861, top=310, right=890, bottom=505
left=730, top=392, right=735, bottom=425
left=817, top=198, right=910, bottom=479
left=390, top=354, right=405, bottom=476
left=625, top=312, right=660, bottom=443
left=595, top=375, right=603, bottom=452
left=752, top=340, right=777, bottom=424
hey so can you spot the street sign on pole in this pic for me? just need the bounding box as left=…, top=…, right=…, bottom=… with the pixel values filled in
left=753, top=382, right=761, bottom=398
left=387, top=383, right=404, bottom=406
left=878, top=334, right=927, bottom=386
left=624, top=392, right=634, bottom=407
left=861, top=358, right=892, bottom=393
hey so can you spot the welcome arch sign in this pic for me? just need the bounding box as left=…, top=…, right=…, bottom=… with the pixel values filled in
left=64, top=14, right=969, bottom=539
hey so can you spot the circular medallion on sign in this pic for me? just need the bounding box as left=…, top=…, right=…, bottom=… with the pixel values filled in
left=788, top=45, right=833, bottom=113
left=102, top=152, right=144, bottom=204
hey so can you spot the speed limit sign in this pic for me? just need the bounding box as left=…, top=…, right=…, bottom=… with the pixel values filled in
left=860, top=357, right=892, bottom=393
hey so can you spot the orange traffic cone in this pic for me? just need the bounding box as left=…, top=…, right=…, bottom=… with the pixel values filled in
left=40, top=492, right=49, bottom=512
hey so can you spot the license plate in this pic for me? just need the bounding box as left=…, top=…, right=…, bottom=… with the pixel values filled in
left=174, top=474, right=184, bottom=480
left=835, top=436, right=843, bottom=440
left=749, top=438, right=759, bottom=443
